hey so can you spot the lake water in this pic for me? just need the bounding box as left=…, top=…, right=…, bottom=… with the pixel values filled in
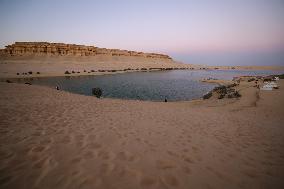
left=20, top=69, right=283, bottom=101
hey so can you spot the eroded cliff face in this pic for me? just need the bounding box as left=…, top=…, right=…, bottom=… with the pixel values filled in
left=0, top=42, right=172, bottom=60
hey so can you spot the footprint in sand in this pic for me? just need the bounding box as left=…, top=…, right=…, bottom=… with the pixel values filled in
left=167, top=150, right=178, bottom=157
left=140, top=176, right=157, bottom=187
left=156, top=160, right=176, bottom=170
left=182, top=166, right=192, bottom=174
left=83, top=151, right=94, bottom=159
left=97, top=150, right=114, bottom=160
left=160, top=175, right=179, bottom=187
left=85, top=142, right=102, bottom=150
left=183, top=156, right=194, bottom=164
left=99, top=162, right=116, bottom=175
left=192, top=146, right=199, bottom=152
left=31, top=145, right=47, bottom=153
left=61, top=135, right=71, bottom=144
left=117, top=151, right=137, bottom=162
left=242, top=169, right=259, bottom=179
left=70, top=157, right=82, bottom=164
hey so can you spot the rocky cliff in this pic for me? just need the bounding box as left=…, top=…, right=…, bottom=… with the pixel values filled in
left=0, top=42, right=172, bottom=60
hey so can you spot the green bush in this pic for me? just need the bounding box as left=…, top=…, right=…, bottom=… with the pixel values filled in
left=92, top=88, right=102, bottom=98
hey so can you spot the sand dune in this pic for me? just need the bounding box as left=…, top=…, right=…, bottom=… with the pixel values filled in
left=0, top=79, right=284, bottom=189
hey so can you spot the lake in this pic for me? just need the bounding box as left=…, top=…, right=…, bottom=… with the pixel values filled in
left=19, top=69, right=283, bottom=101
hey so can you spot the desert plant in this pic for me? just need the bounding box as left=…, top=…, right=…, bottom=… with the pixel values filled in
left=248, top=78, right=255, bottom=82
left=36, top=72, right=40, bottom=74
left=16, top=73, right=19, bottom=75
left=234, top=91, right=241, bottom=97
left=72, top=71, right=75, bottom=74
left=203, top=92, right=212, bottom=99
left=65, top=71, right=70, bottom=74
left=28, top=71, right=33, bottom=74
left=92, top=88, right=102, bottom=98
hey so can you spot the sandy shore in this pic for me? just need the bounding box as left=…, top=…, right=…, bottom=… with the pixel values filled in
left=1, top=55, right=284, bottom=79
left=0, top=78, right=284, bottom=189
left=0, top=55, right=192, bottom=79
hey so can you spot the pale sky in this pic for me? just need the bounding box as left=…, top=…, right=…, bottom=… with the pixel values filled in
left=0, top=0, right=284, bottom=66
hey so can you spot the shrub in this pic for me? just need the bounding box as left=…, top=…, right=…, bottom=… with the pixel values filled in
left=234, top=91, right=241, bottom=97
left=203, top=92, right=212, bottom=99
left=91, top=70, right=95, bottom=72
left=248, top=78, right=255, bottom=82
left=92, top=88, right=102, bottom=98
left=65, top=71, right=70, bottom=74
left=16, top=73, right=19, bottom=75
left=72, top=71, right=75, bottom=74
left=36, top=72, right=40, bottom=74
left=84, top=70, right=86, bottom=72
left=6, top=80, right=12, bottom=83
left=273, top=74, right=284, bottom=79
left=28, top=71, right=33, bottom=74
left=218, top=94, right=225, bottom=99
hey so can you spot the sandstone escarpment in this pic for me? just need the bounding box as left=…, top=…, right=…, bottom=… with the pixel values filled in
left=0, top=42, right=172, bottom=60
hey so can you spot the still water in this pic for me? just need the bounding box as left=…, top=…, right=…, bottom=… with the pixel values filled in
left=21, top=69, right=283, bottom=101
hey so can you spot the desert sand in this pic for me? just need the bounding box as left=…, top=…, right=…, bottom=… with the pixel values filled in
left=1, top=55, right=284, bottom=80
left=0, top=78, right=284, bottom=189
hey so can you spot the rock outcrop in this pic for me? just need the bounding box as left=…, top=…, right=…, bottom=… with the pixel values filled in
left=0, top=42, right=172, bottom=60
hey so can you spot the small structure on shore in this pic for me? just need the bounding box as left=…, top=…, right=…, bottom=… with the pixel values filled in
left=261, top=82, right=278, bottom=90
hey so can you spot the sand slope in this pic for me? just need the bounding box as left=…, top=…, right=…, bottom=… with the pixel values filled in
left=0, top=55, right=192, bottom=79
left=0, top=80, right=284, bottom=189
